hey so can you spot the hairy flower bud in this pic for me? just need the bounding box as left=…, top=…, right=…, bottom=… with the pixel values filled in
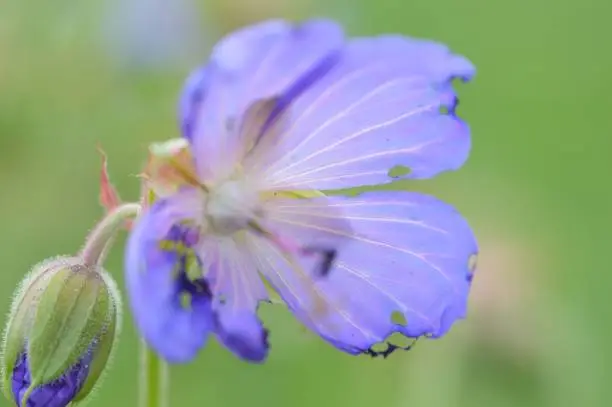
left=1, top=256, right=121, bottom=407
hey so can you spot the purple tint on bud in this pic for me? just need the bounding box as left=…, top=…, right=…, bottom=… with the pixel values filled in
left=11, top=352, right=91, bottom=407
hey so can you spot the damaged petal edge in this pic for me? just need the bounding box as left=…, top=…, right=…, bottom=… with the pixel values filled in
left=363, top=334, right=421, bottom=359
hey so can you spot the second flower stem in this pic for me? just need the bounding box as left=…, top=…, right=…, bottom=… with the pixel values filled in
left=139, top=340, right=169, bottom=407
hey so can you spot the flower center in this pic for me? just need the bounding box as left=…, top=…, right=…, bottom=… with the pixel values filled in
left=205, top=178, right=260, bottom=236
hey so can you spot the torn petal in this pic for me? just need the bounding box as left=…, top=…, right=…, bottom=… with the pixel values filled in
left=258, top=36, right=474, bottom=190
left=252, top=191, right=476, bottom=355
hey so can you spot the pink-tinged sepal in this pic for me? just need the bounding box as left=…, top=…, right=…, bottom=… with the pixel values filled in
left=97, top=146, right=133, bottom=230
left=140, top=138, right=201, bottom=198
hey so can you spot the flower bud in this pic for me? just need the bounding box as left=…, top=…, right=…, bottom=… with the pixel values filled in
left=1, top=256, right=121, bottom=407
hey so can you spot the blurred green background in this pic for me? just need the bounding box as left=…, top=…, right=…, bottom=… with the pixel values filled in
left=1, top=0, right=610, bottom=406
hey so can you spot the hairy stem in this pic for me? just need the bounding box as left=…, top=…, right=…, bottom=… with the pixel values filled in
left=80, top=203, right=141, bottom=266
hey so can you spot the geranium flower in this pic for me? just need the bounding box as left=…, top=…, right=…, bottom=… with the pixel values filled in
left=125, top=19, right=478, bottom=363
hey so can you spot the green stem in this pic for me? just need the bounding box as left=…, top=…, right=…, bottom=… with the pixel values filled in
left=139, top=340, right=169, bottom=407
left=80, top=203, right=141, bottom=266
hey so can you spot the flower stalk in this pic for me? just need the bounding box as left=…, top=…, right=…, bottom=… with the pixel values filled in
left=80, top=203, right=141, bottom=266
left=80, top=199, right=169, bottom=406
left=139, top=341, right=169, bottom=407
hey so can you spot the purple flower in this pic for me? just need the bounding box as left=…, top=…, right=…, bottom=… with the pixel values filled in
left=125, top=19, right=478, bottom=363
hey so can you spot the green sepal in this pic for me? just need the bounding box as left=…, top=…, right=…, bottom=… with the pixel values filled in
left=1, top=257, right=78, bottom=399
left=73, top=270, right=121, bottom=404
left=26, top=262, right=110, bottom=387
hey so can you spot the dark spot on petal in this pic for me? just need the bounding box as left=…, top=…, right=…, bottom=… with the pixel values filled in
left=301, top=246, right=337, bottom=277
left=317, top=250, right=337, bottom=277
left=388, top=165, right=411, bottom=178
